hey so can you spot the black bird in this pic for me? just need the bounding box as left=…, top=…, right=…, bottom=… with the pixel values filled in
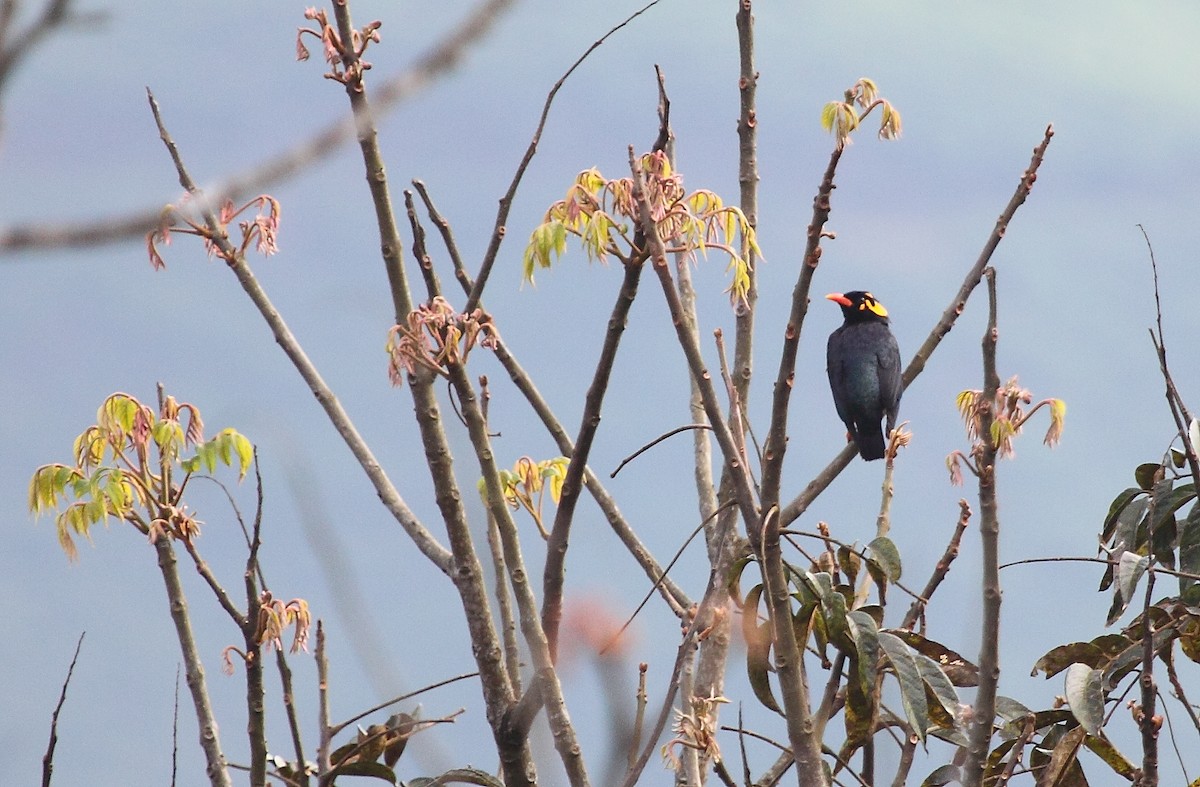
left=826, top=291, right=902, bottom=461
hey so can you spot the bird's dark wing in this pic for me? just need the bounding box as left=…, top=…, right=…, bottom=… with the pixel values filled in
left=826, top=328, right=854, bottom=430
left=877, top=330, right=902, bottom=430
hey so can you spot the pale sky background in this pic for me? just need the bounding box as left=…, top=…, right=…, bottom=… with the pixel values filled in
left=3, top=1, right=1200, bottom=784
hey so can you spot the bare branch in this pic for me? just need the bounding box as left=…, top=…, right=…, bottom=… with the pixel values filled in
left=963, top=267, right=1001, bottom=787
left=41, top=631, right=85, bottom=787
left=611, top=423, right=714, bottom=479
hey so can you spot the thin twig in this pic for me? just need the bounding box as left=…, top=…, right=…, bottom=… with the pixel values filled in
left=779, top=124, right=1055, bottom=528
left=274, top=650, right=309, bottom=787
left=487, top=512, right=524, bottom=696
left=631, top=146, right=759, bottom=530
left=629, top=662, right=649, bottom=770
left=758, top=143, right=843, bottom=511
left=611, top=423, right=714, bottom=478
left=993, top=714, right=1036, bottom=786
left=41, top=631, right=85, bottom=787
left=901, top=499, right=971, bottom=631
left=544, top=256, right=646, bottom=662
left=1164, top=650, right=1200, bottom=736
left=620, top=526, right=735, bottom=787
left=1140, top=224, right=1200, bottom=489
left=601, top=500, right=737, bottom=656
left=464, top=0, right=665, bottom=312
left=331, top=672, right=481, bottom=735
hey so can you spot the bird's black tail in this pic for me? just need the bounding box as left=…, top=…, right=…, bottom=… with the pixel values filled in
left=855, top=427, right=886, bottom=461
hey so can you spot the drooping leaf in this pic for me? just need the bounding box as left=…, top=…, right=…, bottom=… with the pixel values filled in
left=1107, top=552, right=1150, bottom=625
left=326, top=760, right=398, bottom=783
left=1063, top=663, right=1104, bottom=735
left=1101, top=487, right=1145, bottom=543
left=919, top=764, right=961, bottom=787
left=885, top=629, right=978, bottom=687
left=742, top=584, right=780, bottom=713
left=1039, top=724, right=1087, bottom=786
left=878, top=631, right=931, bottom=742
left=408, top=767, right=506, bottom=787
left=840, top=612, right=880, bottom=750
left=867, top=536, right=902, bottom=581
left=837, top=544, right=861, bottom=585
left=1178, top=501, right=1200, bottom=596
left=1082, top=733, right=1137, bottom=779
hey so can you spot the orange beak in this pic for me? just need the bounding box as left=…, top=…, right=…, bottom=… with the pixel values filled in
left=825, top=292, right=853, bottom=307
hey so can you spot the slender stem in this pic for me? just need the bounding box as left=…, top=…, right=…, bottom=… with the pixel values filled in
left=465, top=0, right=665, bottom=313
left=620, top=527, right=734, bottom=787
left=901, top=499, right=971, bottom=631
left=963, top=268, right=1001, bottom=787
left=274, top=650, right=309, bottom=787
left=154, top=537, right=232, bottom=787
left=544, top=259, right=644, bottom=661
left=487, top=513, right=523, bottom=697
left=758, top=508, right=827, bottom=786
left=41, top=631, right=85, bottom=787
left=759, top=146, right=842, bottom=510
left=778, top=125, right=1056, bottom=528
left=1140, top=224, right=1200, bottom=488
left=853, top=450, right=898, bottom=607
left=630, top=147, right=759, bottom=531
left=316, top=622, right=332, bottom=783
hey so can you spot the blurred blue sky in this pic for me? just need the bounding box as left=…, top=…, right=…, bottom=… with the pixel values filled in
left=3, top=1, right=1200, bottom=784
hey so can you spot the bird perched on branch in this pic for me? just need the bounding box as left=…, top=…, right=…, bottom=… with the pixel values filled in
left=826, top=291, right=902, bottom=461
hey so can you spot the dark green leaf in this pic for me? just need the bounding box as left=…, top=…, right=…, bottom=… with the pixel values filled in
left=1102, top=487, right=1144, bottom=543
left=885, top=629, right=979, bottom=687
left=837, top=544, right=860, bottom=586
left=1135, top=462, right=1162, bottom=491
left=726, top=555, right=756, bottom=605
left=1179, top=501, right=1200, bottom=596
left=878, top=632, right=931, bottom=742
left=867, top=536, right=902, bottom=581
left=327, top=760, right=397, bottom=783
left=920, top=763, right=961, bottom=786
left=408, top=768, right=506, bottom=787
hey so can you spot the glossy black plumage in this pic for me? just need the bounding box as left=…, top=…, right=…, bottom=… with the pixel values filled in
left=826, top=291, right=902, bottom=461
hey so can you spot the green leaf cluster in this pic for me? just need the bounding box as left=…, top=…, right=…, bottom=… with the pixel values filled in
left=28, top=391, right=252, bottom=559
left=729, top=540, right=970, bottom=760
